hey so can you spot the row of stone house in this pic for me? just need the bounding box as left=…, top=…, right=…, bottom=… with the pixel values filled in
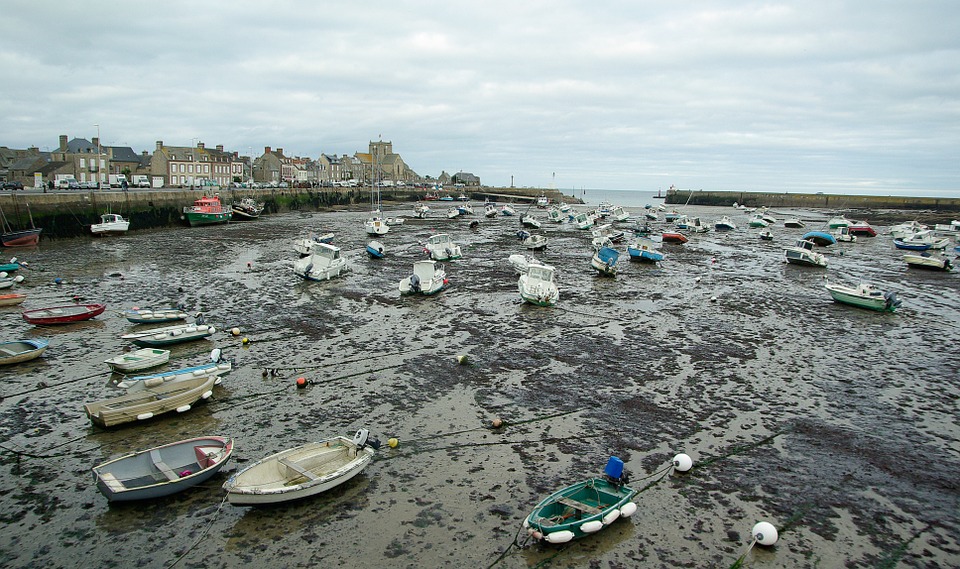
left=0, top=136, right=482, bottom=189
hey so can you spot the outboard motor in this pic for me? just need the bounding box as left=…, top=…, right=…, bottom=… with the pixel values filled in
left=409, top=273, right=421, bottom=293
left=884, top=291, right=902, bottom=309
left=603, top=456, right=630, bottom=487
left=352, top=429, right=381, bottom=450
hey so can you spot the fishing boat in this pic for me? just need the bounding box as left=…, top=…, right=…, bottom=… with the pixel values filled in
left=222, top=429, right=380, bottom=506
left=784, top=217, right=805, bottom=228
left=609, top=205, right=629, bottom=222
left=120, top=317, right=216, bottom=347
left=828, top=216, right=852, bottom=229
left=117, top=352, right=232, bottom=390
left=413, top=202, right=430, bottom=218
left=500, top=204, right=516, bottom=216
left=294, top=232, right=335, bottom=257
left=366, top=240, right=385, bottom=259
left=801, top=231, right=837, bottom=247
left=398, top=260, right=448, bottom=296
left=0, top=339, right=49, bottom=365
left=424, top=234, right=462, bottom=261
left=182, top=195, right=232, bottom=227
left=661, top=232, right=688, bottom=244
left=824, top=281, right=901, bottom=312
left=518, top=262, right=559, bottom=307
left=231, top=197, right=264, bottom=220
left=90, top=213, right=130, bottom=236
left=22, top=303, right=107, bottom=325
left=547, top=207, right=565, bottom=223
left=591, top=246, right=620, bottom=277
left=293, top=243, right=349, bottom=281
left=83, top=373, right=218, bottom=428
left=523, top=234, right=548, bottom=251
left=573, top=211, right=594, bottom=230
left=626, top=236, right=664, bottom=263
left=714, top=216, right=737, bottom=231
left=904, top=253, right=953, bottom=271
left=92, top=436, right=234, bottom=502
left=523, top=456, right=636, bottom=544
left=104, top=348, right=171, bottom=373
left=521, top=214, right=542, bottom=229
left=0, top=202, right=42, bottom=247
left=847, top=220, right=876, bottom=237
left=833, top=226, right=858, bottom=242
left=783, top=239, right=827, bottom=267
left=0, top=293, right=27, bottom=306
left=122, top=307, right=189, bottom=324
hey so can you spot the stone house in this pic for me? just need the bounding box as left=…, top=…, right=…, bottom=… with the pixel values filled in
left=150, top=140, right=239, bottom=188
left=253, top=146, right=287, bottom=185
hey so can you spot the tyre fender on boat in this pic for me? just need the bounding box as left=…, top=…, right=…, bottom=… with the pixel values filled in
left=620, top=501, right=638, bottom=517
left=580, top=520, right=604, bottom=533
left=544, top=530, right=575, bottom=544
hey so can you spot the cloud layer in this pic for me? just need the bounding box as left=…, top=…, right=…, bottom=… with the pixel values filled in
left=2, top=1, right=958, bottom=195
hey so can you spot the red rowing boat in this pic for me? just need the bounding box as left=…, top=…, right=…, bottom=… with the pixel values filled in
left=0, top=293, right=27, bottom=306
left=661, top=232, right=688, bottom=244
left=22, top=303, right=107, bottom=325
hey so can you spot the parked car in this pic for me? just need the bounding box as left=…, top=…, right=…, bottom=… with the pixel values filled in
left=2, top=181, right=24, bottom=190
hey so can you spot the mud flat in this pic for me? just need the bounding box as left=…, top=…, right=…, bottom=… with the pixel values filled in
left=0, top=202, right=957, bottom=568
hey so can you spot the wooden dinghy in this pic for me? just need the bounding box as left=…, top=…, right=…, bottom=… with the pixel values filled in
left=0, top=293, right=27, bottom=307
left=122, top=307, right=189, bottom=324
left=0, top=339, right=49, bottom=365
left=523, top=457, right=637, bottom=544
left=22, top=303, right=106, bottom=325
left=120, top=320, right=215, bottom=347
left=222, top=429, right=380, bottom=505
left=92, top=436, right=234, bottom=502
left=104, top=348, right=171, bottom=373
left=83, top=374, right=218, bottom=428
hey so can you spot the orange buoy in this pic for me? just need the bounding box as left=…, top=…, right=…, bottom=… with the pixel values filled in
left=296, top=377, right=307, bottom=388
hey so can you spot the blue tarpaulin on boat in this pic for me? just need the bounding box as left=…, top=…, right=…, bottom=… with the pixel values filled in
left=801, top=231, right=836, bottom=246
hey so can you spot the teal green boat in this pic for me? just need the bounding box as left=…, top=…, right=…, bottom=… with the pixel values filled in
left=182, top=195, right=232, bottom=227
left=523, top=457, right=637, bottom=544
left=824, top=281, right=901, bottom=312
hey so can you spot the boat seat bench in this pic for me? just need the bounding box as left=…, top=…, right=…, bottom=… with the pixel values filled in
left=556, top=496, right=601, bottom=515
left=150, top=450, right=180, bottom=482
left=0, top=348, right=17, bottom=356
left=279, top=457, right=319, bottom=480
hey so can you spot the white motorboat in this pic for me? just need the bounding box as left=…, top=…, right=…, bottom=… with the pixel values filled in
left=573, top=211, right=594, bottom=230
left=521, top=214, right=542, bottom=229
left=784, top=217, right=805, bottom=228
left=413, top=202, right=430, bottom=218
left=518, top=262, right=559, bottom=307
left=399, top=260, right=448, bottom=295
left=590, top=246, right=620, bottom=277
left=501, top=204, right=516, bottom=216
left=294, top=233, right=334, bottom=257
left=118, top=355, right=233, bottom=391
left=784, top=239, right=827, bottom=267
left=385, top=217, right=405, bottom=226
left=222, top=430, right=379, bottom=506
left=547, top=207, right=565, bottom=223
left=424, top=234, right=462, bottom=261
left=523, top=234, right=548, bottom=251
left=828, top=216, right=852, bottom=229
left=824, top=281, right=901, bottom=312
left=904, top=253, right=953, bottom=271
left=834, top=226, right=858, bottom=242
left=714, top=216, right=738, bottom=231
left=91, top=213, right=130, bottom=236
left=293, top=242, right=348, bottom=281
left=610, top=205, right=630, bottom=222
left=508, top=254, right=535, bottom=274
left=895, top=230, right=950, bottom=250
left=484, top=204, right=498, bottom=218
left=888, top=220, right=926, bottom=239
left=447, top=206, right=461, bottom=219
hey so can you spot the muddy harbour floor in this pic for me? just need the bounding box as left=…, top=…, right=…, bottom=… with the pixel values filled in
left=0, top=202, right=958, bottom=569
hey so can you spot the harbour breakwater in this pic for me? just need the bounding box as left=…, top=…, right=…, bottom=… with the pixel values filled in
left=665, top=188, right=960, bottom=212
left=0, top=186, right=577, bottom=239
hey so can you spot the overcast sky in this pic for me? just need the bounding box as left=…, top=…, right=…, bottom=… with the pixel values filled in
left=2, top=1, right=958, bottom=196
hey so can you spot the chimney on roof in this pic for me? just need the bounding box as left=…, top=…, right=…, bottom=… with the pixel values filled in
left=59, top=135, right=68, bottom=151
left=142, top=151, right=148, bottom=156
left=156, top=141, right=163, bottom=150
left=92, top=137, right=100, bottom=148
left=216, top=144, right=223, bottom=152
left=277, top=148, right=283, bottom=155
left=265, top=146, right=271, bottom=154
left=197, top=142, right=205, bottom=149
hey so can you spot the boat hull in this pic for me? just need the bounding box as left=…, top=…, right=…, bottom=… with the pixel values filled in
left=184, top=212, right=232, bottom=227
left=0, top=339, right=49, bottom=365
left=22, top=303, right=106, bottom=325
left=223, top=436, right=375, bottom=505
left=83, top=374, right=217, bottom=428
left=0, top=293, right=27, bottom=306
left=104, top=348, right=172, bottom=373
left=825, top=285, right=898, bottom=312
left=525, top=478, right=635, bottom=543
left=93, top=436, right=233, bottom=501
left=1, top=228, right=42, bottom=247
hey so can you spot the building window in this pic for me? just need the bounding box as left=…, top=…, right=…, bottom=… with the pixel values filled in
left=80, top=158, right=86, bottom=168
left=180, top=164, right=185, bottom=173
